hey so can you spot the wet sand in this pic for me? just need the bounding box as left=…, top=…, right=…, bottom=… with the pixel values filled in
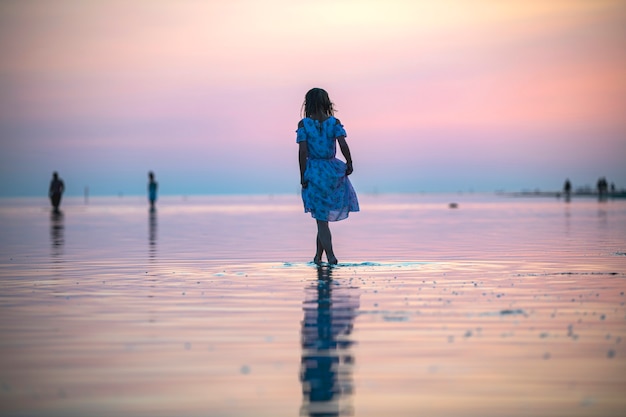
left=0, top=194, right=625, bottom=416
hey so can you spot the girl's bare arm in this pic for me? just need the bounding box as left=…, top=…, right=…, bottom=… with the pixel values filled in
left=337, top=136, right=353, bottom=175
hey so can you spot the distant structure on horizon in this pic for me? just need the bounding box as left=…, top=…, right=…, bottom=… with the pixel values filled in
left=502, top=177, right=625, bottom=200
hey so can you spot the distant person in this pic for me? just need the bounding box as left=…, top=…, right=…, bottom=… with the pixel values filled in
left=563, top=179, right=571, bottom=200
left=148, top=171, right=158, bottom=209
left=48, top=171, right=65, bottom=211
left=297, top=88, right=359, bottom=265
left=597, top=177, right=608, bottom=200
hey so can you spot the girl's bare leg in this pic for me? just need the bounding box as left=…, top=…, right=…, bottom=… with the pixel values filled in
left=314, top=236, right=324, bottom=265
left=316, top=220, right=337, bottom=264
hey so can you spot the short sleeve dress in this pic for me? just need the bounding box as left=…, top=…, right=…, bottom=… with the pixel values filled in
left=296, top=117, right=360, bottom=222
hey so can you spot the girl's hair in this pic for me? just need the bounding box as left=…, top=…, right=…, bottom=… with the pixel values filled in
left=301, top=88, right=336, bottom=118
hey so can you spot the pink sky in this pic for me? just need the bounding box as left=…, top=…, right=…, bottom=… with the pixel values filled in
left=1, top=0, right=625, bottom=196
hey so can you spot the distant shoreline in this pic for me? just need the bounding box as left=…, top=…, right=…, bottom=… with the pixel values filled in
left=498, top=190, right=626, bottom=199
left=2, top=190, right=626, bottom=202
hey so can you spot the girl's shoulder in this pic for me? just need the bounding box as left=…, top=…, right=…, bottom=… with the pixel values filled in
left=297, top=117, right=318, bottom=129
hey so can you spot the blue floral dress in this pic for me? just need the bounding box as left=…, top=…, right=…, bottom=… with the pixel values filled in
left=296, top=117, right=360, bottom=222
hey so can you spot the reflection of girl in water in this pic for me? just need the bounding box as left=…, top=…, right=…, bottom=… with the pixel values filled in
left=300, top=266, right=360, bottom=416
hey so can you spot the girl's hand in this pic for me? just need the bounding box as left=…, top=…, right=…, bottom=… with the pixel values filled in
left=301, top=180, right=308, bottom=189
left=346, top=163, right=353, bottom=176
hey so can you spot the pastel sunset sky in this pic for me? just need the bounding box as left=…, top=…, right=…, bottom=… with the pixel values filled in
left=1, top=0, right=625, bottom=197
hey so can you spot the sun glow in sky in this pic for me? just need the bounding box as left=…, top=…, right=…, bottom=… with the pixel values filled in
left=1, top=0, right=625, bottom=196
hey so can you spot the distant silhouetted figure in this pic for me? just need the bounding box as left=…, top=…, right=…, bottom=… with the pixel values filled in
left=563, top=179, right=571, bottom=200
left=49, top=172, right=65, bottom=211
left=597, top=177, right=608, bottom=201
left=148, top=171, right=158, bottom=210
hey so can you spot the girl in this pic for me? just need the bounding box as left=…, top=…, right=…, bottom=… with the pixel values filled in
left=296, top=88, right=359, bottom=265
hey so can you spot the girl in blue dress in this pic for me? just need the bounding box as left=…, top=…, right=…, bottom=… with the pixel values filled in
left=296, top=88, right=359, bottom=265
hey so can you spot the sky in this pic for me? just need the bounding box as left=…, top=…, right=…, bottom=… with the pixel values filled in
left=1, top=0, right=625, bottom=197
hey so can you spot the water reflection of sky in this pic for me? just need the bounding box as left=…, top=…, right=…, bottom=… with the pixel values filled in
left=2, top=194, right=624, bottom=265
left=0, top=195, right=624, bottom=416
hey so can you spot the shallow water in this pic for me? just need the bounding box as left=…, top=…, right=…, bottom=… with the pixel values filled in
left=0, top=194, right=625, bottom=417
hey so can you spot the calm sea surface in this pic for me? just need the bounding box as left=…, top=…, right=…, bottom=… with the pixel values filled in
left=1, top=193, right=625, bottom=417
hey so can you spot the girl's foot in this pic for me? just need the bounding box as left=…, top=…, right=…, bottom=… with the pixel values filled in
left=328, top=256, right=338, bottom=265
left=313, top=256, right=322, bottom=266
